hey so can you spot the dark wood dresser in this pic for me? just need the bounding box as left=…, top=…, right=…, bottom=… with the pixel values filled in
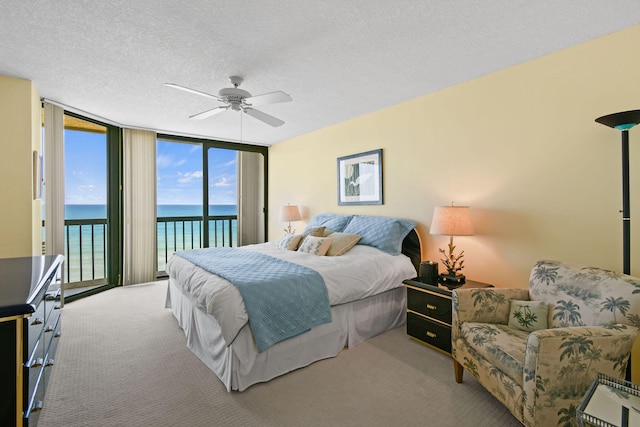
left=403, top=277, right=492, bottom=355
left=0, top=255, right=64, bottom=427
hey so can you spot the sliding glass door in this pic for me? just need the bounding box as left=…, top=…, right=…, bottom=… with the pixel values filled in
left=206, top=147, right=238, bottom=248
left=60, top=113, right=121, bottom=300
left=156, top=139, right=204, bottom=272
left=155, top=136, right=267, bottom=276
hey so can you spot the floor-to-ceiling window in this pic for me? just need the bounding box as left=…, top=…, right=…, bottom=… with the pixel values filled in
left=156, top=135, right=266, bottom=276
left=45, top=107, right=267, bottom=289
left=206, top=147, right=238, bottom=248
left=58, top=113, right=121, bottom=300
left=64, top=116, right=108, bottom=288
left=156, top=139, right=204, bottom=272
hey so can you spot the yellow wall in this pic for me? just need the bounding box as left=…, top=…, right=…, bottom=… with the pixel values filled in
left=0, top=75, right=42, bottom=257
left=269, top=25, right=640, bottom=288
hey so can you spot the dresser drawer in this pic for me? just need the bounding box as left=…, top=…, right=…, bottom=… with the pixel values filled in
left=44, top=313, right=61, bottom=361
left=27, top=300, right=46, bottom=352
left=406, top=287, right=452, bottom=325
left=24, top=316, right=60, bottom=426
left=43, top=288, right=61, bottom=323
left=25, top=360, right=45, bottom=425
left=407, top=312, right=452, bottom=354
left=25, top=332, right=46, bottom=398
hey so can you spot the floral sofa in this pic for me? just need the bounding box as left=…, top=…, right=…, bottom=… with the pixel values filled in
left=451, top=260, right=640, bottom=427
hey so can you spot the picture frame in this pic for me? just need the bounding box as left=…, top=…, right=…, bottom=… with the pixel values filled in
left=337, top=149, right=382, bottom=206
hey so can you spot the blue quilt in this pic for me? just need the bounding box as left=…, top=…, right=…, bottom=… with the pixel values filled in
left=174, top=247, right=332, bottom=352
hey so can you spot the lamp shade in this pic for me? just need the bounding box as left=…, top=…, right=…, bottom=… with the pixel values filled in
left=430, top=206, right=474, bottom=236
left=280, top=205, right=301, bottom=222
left=595, top=110, right=640, bottom=130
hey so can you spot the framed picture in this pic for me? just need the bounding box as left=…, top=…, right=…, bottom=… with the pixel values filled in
left=337, top=149, right=382, bottom=205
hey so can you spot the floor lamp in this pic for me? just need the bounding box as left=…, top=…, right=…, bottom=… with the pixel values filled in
left=595, top=109, right=640, bottom=275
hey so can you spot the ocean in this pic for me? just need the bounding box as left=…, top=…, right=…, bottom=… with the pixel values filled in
left=64, top=204, right=238, bottom=219
left=63, top=204, right=238, bottom=283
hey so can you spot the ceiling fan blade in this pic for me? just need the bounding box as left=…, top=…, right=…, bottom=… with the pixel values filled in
left=189, top=106, right=228, bottom=120
left=243, top=108, right=285, bottom=127
left=244, top=91, right=292, bottom=106
left=165, top=83, right=223, bottom=102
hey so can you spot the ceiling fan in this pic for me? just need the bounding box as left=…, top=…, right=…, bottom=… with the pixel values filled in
left=165, top=76, right=292, bottom=127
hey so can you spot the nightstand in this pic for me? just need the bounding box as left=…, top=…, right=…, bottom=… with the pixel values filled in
left=403, top=277, right=492, bottom=355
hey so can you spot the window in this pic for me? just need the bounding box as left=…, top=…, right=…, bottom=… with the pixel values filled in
left=63, top=115, right=109, bottom=286
left=155, top=136, right=267, bottom=275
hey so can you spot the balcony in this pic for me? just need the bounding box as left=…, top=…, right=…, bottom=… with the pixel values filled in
left=156, top=215, right=237, bottom=272
left=58, top=215, right=237, bottom=287
left=64, top=218, right=108, bottom=285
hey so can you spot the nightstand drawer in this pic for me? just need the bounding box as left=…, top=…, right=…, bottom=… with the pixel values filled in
left=407, top=312, right=451, bottom=353
left=406, top=287, right=451, bottom=324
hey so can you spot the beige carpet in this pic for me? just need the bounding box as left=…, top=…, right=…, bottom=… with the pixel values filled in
left=38, top=281, right=521, bottom=427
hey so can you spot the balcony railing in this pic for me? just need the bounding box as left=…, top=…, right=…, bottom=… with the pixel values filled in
left=54, top=215, right=237, bottom=285
left=156, top=215, right=237, bottom=272
left=64, top=218, right=108, bottom=285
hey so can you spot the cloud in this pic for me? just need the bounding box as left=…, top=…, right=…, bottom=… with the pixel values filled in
left=157, top=155, right=187, bottom=168
left=213, top=177, right=232, bottom=187
left=177, top=170, right=203, bottom=184
left=156, top=154, right=173, bottom=168
left=77, top=184, right=95, bottom=192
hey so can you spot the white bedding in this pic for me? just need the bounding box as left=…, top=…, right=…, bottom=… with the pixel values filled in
left=165, top=241, right=416, bottom=347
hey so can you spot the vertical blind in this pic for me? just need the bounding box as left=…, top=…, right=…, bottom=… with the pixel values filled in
left=122, top=128, right=157, bottom=285
left=43, top=103, right=66, bottom=262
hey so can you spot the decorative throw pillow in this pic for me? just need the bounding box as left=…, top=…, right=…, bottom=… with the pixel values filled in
left=325, top=232, right=361, bottom=256
left=508, top=300, right=548, bottom=332
left=297, top=236, right=334, bottom=256
left=277, top=234, right=303, bottom=251
left=301, top=226, right=326, bottom=238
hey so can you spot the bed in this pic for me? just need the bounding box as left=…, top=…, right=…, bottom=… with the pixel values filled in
left=165, top=214, right=422, bottom=391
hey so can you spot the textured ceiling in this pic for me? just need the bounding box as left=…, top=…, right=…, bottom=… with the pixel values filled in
left=1, top=1, right=640, bottom=146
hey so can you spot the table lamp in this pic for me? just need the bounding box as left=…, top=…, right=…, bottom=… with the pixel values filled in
left=280, top=204, right=301, bottom=234
left=430, top=203, right=474, bottom=284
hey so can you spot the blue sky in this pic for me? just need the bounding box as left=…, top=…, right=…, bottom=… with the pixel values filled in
left=64, top=130, right=237, bottom=205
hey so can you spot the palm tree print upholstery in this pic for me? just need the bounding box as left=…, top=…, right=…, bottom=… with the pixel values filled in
left=452, top=260, right=640, bottom=427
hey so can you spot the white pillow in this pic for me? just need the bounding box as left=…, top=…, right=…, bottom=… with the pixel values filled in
left=297, top=235, right=334, bottom=256
left=277, top=234, right=303, bottom=251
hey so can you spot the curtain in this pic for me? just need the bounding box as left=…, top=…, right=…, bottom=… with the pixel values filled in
left=237, top=151, right=264, bottom=245
left=122, top=129, right=157, bottom=285
left=43, top=103, right=65, bottom=259
left=43, top=102, right=65, bottom=304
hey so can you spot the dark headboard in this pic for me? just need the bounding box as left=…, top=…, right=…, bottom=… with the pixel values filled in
left=401, top=228, right=422, bottom=275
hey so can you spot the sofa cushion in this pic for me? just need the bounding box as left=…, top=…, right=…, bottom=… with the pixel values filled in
left=461, top=322, right=529, bottom=386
